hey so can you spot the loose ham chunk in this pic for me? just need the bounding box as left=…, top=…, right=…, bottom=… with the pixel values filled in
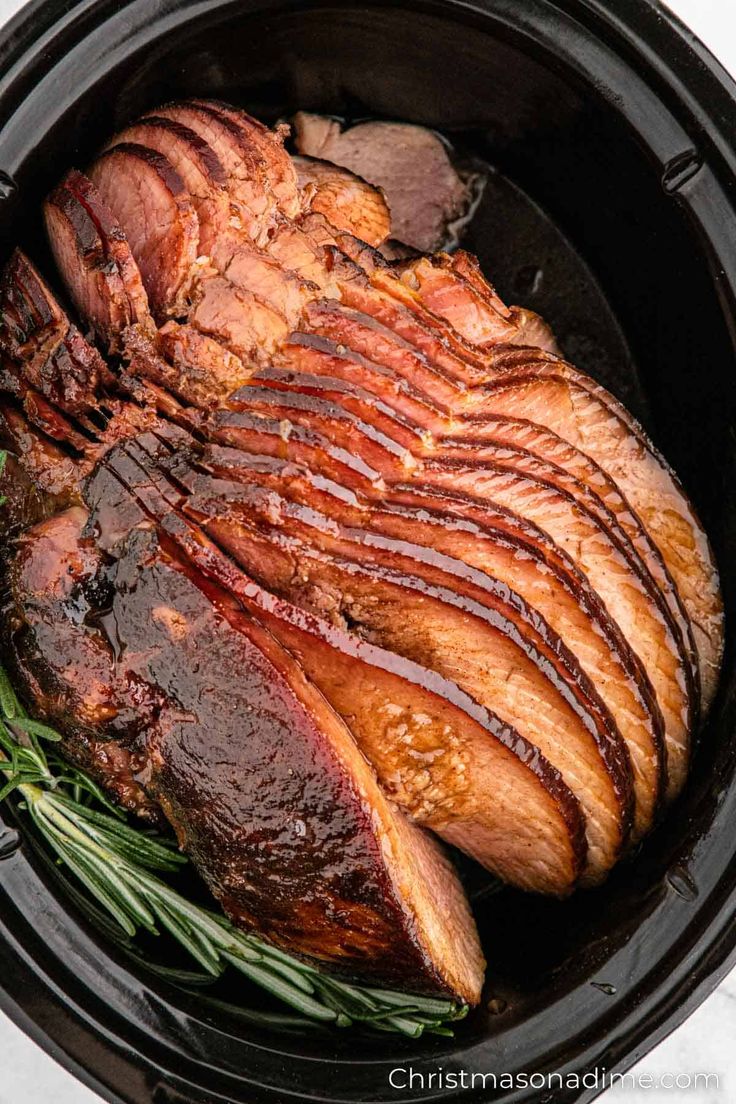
left=292, top=113, right=471, bottom=251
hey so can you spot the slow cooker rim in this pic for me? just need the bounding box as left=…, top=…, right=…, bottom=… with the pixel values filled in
left=0, top=3, right=734, bottom=1104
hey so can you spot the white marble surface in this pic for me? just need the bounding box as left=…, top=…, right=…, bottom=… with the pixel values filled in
left=0, top=0, right=733, bottom=1100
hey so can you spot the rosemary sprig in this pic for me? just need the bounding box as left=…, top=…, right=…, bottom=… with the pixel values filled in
left=0, top=662, right=467, bottom=1036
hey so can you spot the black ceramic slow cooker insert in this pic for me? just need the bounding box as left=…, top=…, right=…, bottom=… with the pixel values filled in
left=0, top=1, right=734, bottom=1101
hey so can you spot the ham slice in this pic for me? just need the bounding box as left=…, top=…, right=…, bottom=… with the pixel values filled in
left=44, top=176, right=136, bottom=346
left=73, top=114, right=719, bottom=794
left=88, top=146, right=199, bottom=318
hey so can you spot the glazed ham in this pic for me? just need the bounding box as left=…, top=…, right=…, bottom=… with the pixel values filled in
left=0, top=102, right=724, bottom=1003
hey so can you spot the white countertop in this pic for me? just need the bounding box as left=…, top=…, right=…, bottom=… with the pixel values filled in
left=0, top=0, right=733, bottom=1100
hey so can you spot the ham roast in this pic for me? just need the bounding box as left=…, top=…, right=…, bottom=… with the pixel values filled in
left=0, top=101, right=724, bottom=1005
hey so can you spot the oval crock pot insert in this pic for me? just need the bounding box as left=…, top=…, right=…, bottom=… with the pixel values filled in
left=0, top=1, right=734, bottom=1102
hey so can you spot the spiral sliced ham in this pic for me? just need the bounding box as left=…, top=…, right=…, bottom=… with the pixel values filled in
left=0, top=101, right=724, bottom=1003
